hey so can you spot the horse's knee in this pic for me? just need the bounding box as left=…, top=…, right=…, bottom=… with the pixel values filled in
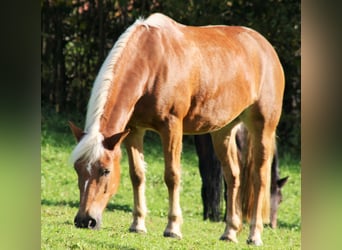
left=164, top=168, right=180, bottom=189
left=129, top=166, right=145, bottom=186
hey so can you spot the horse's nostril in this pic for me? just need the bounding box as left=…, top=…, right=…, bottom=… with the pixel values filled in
left=88, top=218, right=97, bottom=229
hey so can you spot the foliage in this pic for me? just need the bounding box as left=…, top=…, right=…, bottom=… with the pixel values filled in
left=41, top=0, right=300, bottom=156
left=41, top=110, right=301, bottom=249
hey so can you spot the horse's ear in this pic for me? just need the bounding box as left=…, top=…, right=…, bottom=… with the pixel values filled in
left=277, top=176, right=289, bottom=188
left=102, top=129, right=130, bottom=150
left=68, top=121, right=85, bottom=142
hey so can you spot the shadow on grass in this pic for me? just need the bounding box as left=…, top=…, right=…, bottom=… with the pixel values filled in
left=41, top=199, right=132, bottom=213
left=276, top=220, right=301, bottom=231
left=89, top=240, right=138, bottom=250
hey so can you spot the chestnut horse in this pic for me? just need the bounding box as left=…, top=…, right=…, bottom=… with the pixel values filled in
left=69, top=13, right=284, bottom=246
left=195, top=123, right=288, bottom=228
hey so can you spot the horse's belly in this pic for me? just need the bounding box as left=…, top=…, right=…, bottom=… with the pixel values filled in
left=129, top=87, right=252, bottom=134
left=183, top=118, right=230, bottom=134
left=182, top=108, right=240, bottom=134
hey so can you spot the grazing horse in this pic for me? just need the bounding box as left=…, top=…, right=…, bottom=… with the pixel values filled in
left=195, top=123, right=288, bottom=228
left=69, top=13, right=285, bottom=245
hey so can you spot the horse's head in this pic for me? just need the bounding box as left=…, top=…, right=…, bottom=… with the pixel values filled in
left=69, top=122, right=129, bottom=229
left=270, top=176, right=289, bottom=228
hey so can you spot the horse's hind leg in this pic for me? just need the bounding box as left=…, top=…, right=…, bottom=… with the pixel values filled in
left=211, top=123, right=242, bottom=243
left=195, top=134, right=223, bottom=221
left=243, top=111, right=277, bottom=246
left=124, top=128, right=147, bottom=233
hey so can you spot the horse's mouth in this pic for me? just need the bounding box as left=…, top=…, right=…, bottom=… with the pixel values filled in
left=74, top=214, right=102, bottom=229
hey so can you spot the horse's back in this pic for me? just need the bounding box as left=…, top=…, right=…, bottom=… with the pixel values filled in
left=130, top=14, right=284, bottom=133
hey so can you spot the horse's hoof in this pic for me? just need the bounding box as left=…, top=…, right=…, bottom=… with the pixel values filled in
left=129, top=227, right=147, bottom=234
left=163, top=231, right=182, bottom=239
left=246, top=238, right=263, bottom=246
left=220, top=235, right=238, bottom=243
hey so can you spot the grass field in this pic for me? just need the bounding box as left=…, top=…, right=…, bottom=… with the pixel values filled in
left=41, top=111, right=301, bottom=249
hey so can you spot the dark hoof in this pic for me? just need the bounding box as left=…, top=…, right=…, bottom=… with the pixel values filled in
left=163, top=231, right=182, bottom=239
left=219, top=235, right=238, bottom=243
left=129, top=228, right=146, bottom=234
left=220, top=235, right=229, bottom=241
left=246, top=238, right=263, bottom=246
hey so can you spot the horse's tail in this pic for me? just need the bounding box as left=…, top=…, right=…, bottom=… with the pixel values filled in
left=239, top=126, right=274, bottom=224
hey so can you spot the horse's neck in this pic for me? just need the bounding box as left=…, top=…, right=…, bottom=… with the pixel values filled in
left=100, top=74, right=145, bottom=137
left=100, top=95, right=134, bottom=137
left=99, top=25, right=151, bottom=137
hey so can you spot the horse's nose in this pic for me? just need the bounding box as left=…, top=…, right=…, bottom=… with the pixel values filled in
left=74, top=215, right=98, bottom=229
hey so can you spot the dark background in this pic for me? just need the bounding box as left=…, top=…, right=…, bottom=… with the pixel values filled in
left=41, top=0, right=301, bottom=158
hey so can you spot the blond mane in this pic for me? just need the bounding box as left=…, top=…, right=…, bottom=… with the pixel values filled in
left=70, top=17, right=146, bottom=165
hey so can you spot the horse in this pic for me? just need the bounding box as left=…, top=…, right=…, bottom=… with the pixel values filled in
left=69, top=13, right=285, bottom=246
left=195, top=123, right=288, bottom=228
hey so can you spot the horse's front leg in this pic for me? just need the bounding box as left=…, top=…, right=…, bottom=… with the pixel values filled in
left=160, top=119, right=183, bottom=239
left=124, top=128, right=147, bottom=233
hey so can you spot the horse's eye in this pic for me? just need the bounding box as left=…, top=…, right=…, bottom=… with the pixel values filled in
left=100, top=168, right=110, bottom=176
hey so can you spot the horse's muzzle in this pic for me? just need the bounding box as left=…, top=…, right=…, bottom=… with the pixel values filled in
left=74, top=214, right=101, bottom=229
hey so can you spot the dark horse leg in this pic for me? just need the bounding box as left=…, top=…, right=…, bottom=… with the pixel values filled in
left=194, top=134, right=223, bottom=221
left=270, top=146, right=289, bottom=228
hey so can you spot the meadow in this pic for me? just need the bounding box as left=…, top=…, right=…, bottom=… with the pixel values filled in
left=41, top=111, right=301, bottom=249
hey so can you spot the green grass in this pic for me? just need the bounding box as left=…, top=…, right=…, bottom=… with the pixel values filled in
left=41, top=111, right=301, bottom=249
